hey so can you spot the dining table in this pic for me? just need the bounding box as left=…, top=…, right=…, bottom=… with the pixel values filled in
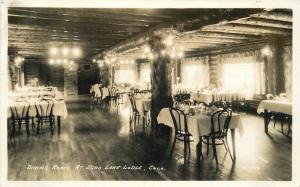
left=157, top=107, right=244, bottom=162
left=257, top=99, right=292, bottom=134
left=90, top=84, right=110, bottom=99
left=190, top=92, right=213, bottom=104
left=124, top=94, right=151, bottom=117
left=191, top=90, right=246, bottom=104
left=8, top=90, right=68, bottom=134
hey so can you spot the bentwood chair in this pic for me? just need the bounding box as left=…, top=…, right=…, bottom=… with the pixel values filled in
left=109, top=87, right=119, bottom=106
left=35, top=99, right=55, bottom=135
left=272, top=93, right=292, bottom=136
left=169, top=107, right=193, bottom=164
left=198, top=108, right=233, bottom=169
left=128, top=94, right=140, bottom=129
left=9, top=102, right=31, bottom=137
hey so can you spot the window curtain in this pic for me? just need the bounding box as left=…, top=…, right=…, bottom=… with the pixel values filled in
left=114, top=64, right=136, bottom=84
left=180, top=56, right=210, bottom=90
left=140, top=63, right=151, bottom=83
left=217, top=50, right=265, bottom=98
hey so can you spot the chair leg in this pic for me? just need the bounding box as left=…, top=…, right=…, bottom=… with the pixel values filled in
left=18, top=120, right=22, bottom=134
left=197, top=137, right=203, bottom=161
left=206, top=137, right=210, bottom=156
left=280, top=116, right=284, bottom=134
left=211, top=137, right=218, bottom=169
left=36, top=119, right=40, bottom=135
left=287, top=117, right=292, bottom=136
left=50, top=117, right=54, bottom=135
left=183, top=136, right=187, bottom=164
left=12, top=121, right=16, bottom=138
left=223, top=139, right=228, bottom=152
left=225, top=138, right=234, bottom=161
left=273, top=115, right=277, bottom=128
left=25, top=118, right=30, bottom=136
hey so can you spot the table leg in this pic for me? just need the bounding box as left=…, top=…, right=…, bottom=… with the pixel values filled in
left=264, top=109, right=270, bottom=134
left=230, top=129, right=236, bottom=161
left=57, top=116, right=61, bottom=133
left=196, top=141, right=202, bottom=165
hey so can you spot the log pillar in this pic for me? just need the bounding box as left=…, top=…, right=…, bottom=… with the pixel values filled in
left=149, top=34, right=173, bottom=130
left=263, top=40, right=284, bottom=95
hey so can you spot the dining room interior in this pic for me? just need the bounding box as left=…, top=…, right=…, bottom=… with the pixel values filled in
left=6, top=8, right=292, bottom=181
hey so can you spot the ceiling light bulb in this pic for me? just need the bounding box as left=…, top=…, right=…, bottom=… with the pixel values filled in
left=49, top=59, right=54, bottom=64
left=262, top=46, right=272, bottom=56
left=144, top=46, right=150, bottom=53
left=160, top=50, right=166, bottom=56
left=177, top=51, right=184, bottom=58
left=72, top=47, right=81, bottom=58
left=56, top=59, right=62, bottom=64
left=62, top=47, right=69, bottom=56
left=63, top=59, right=68, bottom=64
left=49, top=47, right=58, bottom=56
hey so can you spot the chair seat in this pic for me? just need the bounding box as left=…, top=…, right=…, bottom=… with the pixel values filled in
left=176, top=131, right=194, bottom=142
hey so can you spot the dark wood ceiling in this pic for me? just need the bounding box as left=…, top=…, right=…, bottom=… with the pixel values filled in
left=8, top=8, right=292, bottom=60
left=8, top=8, right=222, bottom=59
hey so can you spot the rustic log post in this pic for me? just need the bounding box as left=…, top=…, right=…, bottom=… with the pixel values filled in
left=263, top=39, right=284, bottom=95
left=149, top=34, right=173, bottom=130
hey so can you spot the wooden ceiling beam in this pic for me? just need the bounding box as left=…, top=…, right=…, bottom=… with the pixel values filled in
left=8, top=35, right=124, bottom=43
left=231, top=17, right=292, bottom=29
left=98, top=9, right=263, bottom=57
left=177, top=37, right=246, bottom=44
left=202, top=23, right=291, bottom=36
left=8, top=9, right=154, bottom=27
left=250, top=11, right=292, bottom=22
left=9, top=17, right=144, bottom=33
left=8, top=24, right=132, bottom=35
left=9, top=8, right=172, bottom=23
left=190, top=31, right=262, bottom=40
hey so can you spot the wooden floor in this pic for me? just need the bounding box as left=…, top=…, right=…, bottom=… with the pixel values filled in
left=7, top=96, right=292, bottom=181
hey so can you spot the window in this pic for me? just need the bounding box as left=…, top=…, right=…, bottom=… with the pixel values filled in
left=181, top=64, right=209, bottom=89
left=222, top=62, right=265, bottom=98
left=140, top=67, right=151, bottom=83
left=114, top=69, right=135, bottom=84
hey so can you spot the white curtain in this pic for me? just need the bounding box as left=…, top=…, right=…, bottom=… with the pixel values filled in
left=221, top=53, right=265, bottom=98
left=181, top=58, right=210, bottom=90
left=114, top=68, right=135, bottom=84
left=140, top=65, right=151, bottom=83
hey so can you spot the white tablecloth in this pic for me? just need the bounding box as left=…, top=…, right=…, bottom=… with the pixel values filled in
left=90, top=85, right=110, bottom=99
left=257, top=100, right=292, bottom=115
left=191, top=92, right=213, bottom=104
left=8, top=99, right=68, bottom=118
left=157, top=108, right=244, bottom=144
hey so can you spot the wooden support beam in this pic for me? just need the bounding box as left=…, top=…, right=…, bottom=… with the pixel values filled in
left=202, top=24, right=291, bottom=36
left=191, top=31, right=262, bottom=40
left=8, top=9, right=153, bottom=27
left=9, top=16, right=144, bottom=33
left=97, top=9, right=263, bottom=58
left=185, top=37, right=291, bottom=57
left=8, top=24, right=133, bottom=37
left=9, top=30, right=128, bottom=40
left=9, top=8, right=172, bottom=24
left=251, top=11, right=292, bottom=22
left=176, top=37, right=245, bottom=44
left=231, top=17, right=292, bottom=29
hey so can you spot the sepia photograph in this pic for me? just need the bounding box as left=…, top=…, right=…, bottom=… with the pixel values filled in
left=1, top=1, right=298, bottom=186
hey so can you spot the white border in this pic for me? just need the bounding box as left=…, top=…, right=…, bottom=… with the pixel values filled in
left=1, top=0, right=299, bottom=187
